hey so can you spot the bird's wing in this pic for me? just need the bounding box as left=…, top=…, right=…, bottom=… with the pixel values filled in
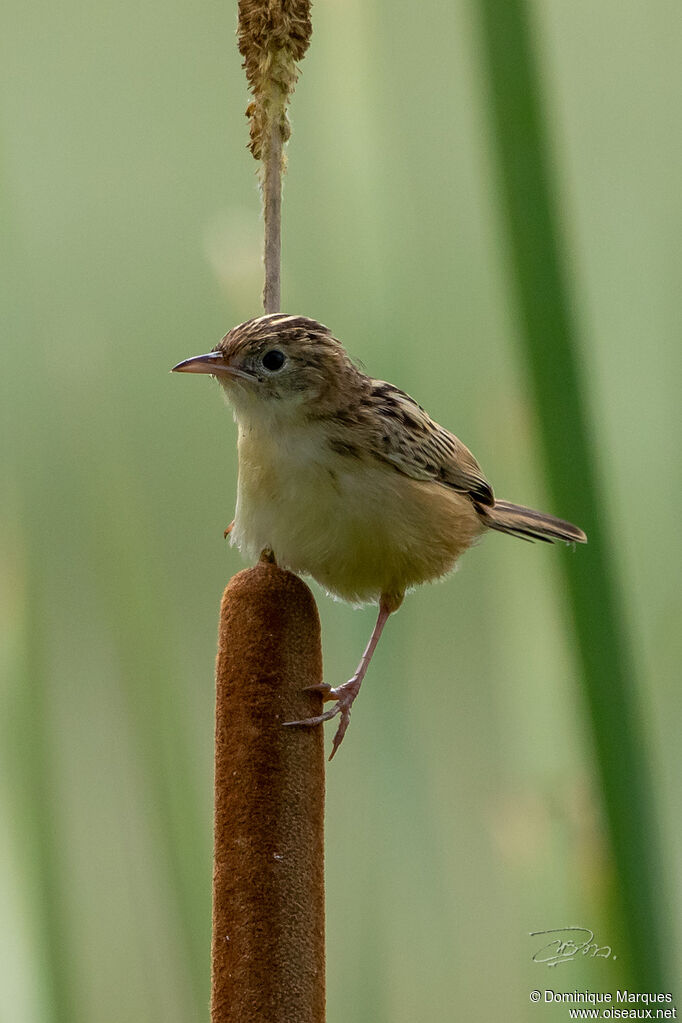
left=363, top=381, right=494, bottom=506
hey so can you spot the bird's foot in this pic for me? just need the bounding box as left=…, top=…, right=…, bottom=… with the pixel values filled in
left=284, top=675, right=363, bottom=760
left=223, top=520, right=234, bottom=539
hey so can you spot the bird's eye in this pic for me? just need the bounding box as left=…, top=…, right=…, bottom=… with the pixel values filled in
left=262, top=349, right=286, bottom=372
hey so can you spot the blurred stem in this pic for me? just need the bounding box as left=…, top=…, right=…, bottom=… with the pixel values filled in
left=2, top=170, right=75, bottom=1020
left=477, top=0, right=668, bottom=987
left=19, top=563, right=76, bottom=1022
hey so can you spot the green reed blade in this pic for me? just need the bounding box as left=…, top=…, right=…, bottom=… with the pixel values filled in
left=477, top=0, right=668, bottom=988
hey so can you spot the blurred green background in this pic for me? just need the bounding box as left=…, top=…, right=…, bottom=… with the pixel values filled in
left=1, top=0, right=680, bottom=1020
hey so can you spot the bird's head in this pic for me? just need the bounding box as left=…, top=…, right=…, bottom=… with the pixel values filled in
left=172, top=314, right=360, bottom=422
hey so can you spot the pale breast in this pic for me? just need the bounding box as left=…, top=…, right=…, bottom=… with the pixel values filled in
left=231, top=421, right=484, bottom=604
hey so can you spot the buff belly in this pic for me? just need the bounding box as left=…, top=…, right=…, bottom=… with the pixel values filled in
left=231, top=421, right=485, bottom=605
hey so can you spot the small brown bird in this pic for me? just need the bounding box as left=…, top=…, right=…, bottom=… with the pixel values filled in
left=173, top=314, right=586, bottom=758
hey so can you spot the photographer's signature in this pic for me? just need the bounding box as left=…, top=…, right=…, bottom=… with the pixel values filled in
left=530, top=927, right=617, bottom=967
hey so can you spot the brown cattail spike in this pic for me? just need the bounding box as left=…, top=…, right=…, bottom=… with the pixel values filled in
left=211, top=557, right=326, bottom=1022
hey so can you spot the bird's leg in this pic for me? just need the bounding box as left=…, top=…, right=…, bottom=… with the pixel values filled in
left=284, top=594, right=399, bottom=760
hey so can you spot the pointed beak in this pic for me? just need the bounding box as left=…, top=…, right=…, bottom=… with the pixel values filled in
left=171, top=352, right=252, bottom=381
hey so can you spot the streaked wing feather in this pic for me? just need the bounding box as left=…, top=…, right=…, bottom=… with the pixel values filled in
left=365, top=381, right=494, bottom=506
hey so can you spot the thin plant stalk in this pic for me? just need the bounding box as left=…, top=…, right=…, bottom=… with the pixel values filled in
left=263, top=118, right=283, bottom=312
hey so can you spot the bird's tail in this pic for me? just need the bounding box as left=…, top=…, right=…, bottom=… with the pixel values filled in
left=482, top=500, right=587, bottom=545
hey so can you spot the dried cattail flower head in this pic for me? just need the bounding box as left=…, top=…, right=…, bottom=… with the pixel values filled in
left=238, top=0, right=313, bottom=161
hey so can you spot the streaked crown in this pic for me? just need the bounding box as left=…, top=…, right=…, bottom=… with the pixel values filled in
left=212, top=313, right=362, bottom=409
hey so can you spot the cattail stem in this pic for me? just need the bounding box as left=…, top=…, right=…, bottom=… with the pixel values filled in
left=263, top=116, right=283, bottom=313
left=211, top=555, right=326, bottom=1022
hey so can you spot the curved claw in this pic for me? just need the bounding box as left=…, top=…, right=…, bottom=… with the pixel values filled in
left=328, top=711, right=352, bottom=760
left=302, top=681, right=335, bottom=702
left=283, top=704, right=341, bottom=730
